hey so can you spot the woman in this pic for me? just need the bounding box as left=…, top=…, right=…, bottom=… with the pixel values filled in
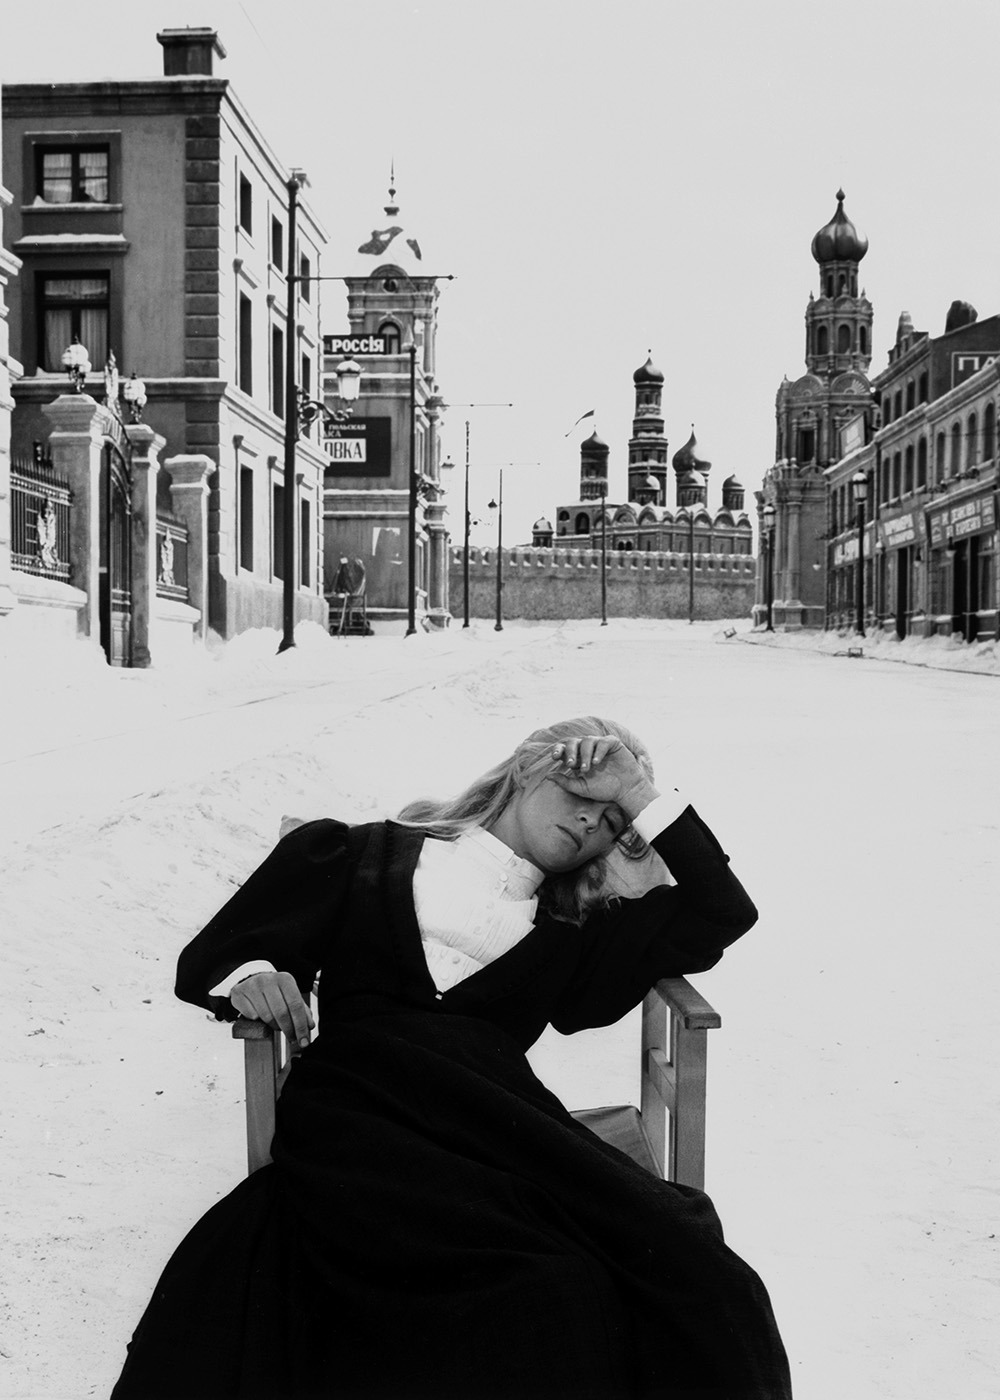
left=112, top=717, right=791, bottom=1400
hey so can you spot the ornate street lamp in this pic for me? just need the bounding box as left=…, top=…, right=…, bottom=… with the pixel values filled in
left=762, top=502, right=776, bottom=632
left=61, top=336, right=91, bottom=393
left=122, top=372, right=147, bottom=423
left=851, top=469, right=869, bottom=637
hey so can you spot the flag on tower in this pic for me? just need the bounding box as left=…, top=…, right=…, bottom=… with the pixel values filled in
left=564, top=409, right=595, bottom=437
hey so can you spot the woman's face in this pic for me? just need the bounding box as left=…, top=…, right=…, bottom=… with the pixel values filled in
left=490, top=776, right=627, bottom=874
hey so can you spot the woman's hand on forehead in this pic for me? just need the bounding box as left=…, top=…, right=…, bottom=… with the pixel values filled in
left=550, top=737, right=659, bottom=820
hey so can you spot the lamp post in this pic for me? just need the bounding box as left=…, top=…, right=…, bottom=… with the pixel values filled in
left=61, top=336, right=91, bottom=392
left=484, top=462, right=538, bottom=632
left=405, top=336, right=419, bottom=636
left=688, top=501, right=696, bottom=625
left=441, top=405, right=513, bottom=628
left=600, top=483, right=608, bottom=626
left=852, top=468, right=868, bottom=637
left=763, top=502, right=776, bottom=631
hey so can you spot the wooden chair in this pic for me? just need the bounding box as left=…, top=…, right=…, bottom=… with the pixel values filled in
left=233, top=975, right=720, bottom=1189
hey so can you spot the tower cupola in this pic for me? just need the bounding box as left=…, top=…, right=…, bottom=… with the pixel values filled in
left=579, top=430, right=609, bottom=501
left=804, top=189, right=873, bottom=377
left=628, top=351, right=668, bottom=505
left=811, top=189, right=869, bottom=265
left=672, top=428, right=711, bottom=506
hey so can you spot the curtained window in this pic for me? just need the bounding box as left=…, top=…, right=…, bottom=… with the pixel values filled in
left=38, top=148, right=109, bottom=203
left=40, top=274, right=110, bottom=371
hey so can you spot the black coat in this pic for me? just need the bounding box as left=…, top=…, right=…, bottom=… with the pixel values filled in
left=112, top=810, right=792, bottom=1400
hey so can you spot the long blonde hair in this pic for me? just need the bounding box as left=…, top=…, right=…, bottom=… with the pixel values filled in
left=396, top=715, right=654, bottom=924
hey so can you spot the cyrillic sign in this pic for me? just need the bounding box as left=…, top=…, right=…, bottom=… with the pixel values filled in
left=880, top=510, right=921, bottom=550
left=323, top=417, right=392, bottom=478
left=928, top=491, right=995, bottom=547
left=324, top=334, right=387, bottom=356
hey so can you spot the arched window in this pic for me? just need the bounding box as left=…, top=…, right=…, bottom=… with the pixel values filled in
left=837, top=323, right=851, bottom=354
left=575, top=512, right=591, bottom=535
left=859, top=325, right=868, bottom=355
left=904, top=444, right=915, bottom=495
left=378, top=321, right=401, bottom=354
left=816, top=325, right=829, bottom=356
left=893, top=390, right=903, bottom=421
left=892, top=452, right=902, bottom=499
left=905, top=380, right=915, bottom=412
left=838, top=274, right=847, bottom=295
left=968, top=412, right=979, bottom=467
left=918, top=371, right=929, bottom=403
left=826, top=275, right=834, bottom=297
left=951, top=421, right=962, bottom=476
left=917, top=436, right=928, bottom=488
left=984, top=402, right=996, bottom=463
left=936, top=432, right=946, bottom=484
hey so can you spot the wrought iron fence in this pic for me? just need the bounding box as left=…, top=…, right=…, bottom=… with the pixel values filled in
left=10, top=452, right=73, bottom=582
left=156, top=513, right=189, bottom=602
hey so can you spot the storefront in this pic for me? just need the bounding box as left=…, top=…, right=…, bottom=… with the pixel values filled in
left=830, top=521, right=875, bottom=629
left=926, top=489, right=997, bottom=641
left=876, top=505, right=924, bottom=638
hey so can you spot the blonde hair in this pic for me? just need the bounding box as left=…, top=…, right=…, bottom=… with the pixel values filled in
left=396, top=715, right=653, bottom=924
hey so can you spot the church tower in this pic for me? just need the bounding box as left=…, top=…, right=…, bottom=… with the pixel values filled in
left=323, top=176, right=448, bottom=629
left=627, top=354, right=668, bottom=504
left=759, top=190, right=875, bottom=630
left=672, top=428, right=710, bottom=507
left=579, top=430, right=609, bottom=500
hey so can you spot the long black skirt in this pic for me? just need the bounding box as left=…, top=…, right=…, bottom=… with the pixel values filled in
left=111, top=1010, right=792, bottom=1400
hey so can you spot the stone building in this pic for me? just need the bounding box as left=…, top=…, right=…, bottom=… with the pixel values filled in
left=756, top=191, right=874, bottom=629
left=0, top=95, right=22, bottom=629
left=2, top=26, right=329, bottom=655
left=320, top=181, right=448, bottom=630
left=826, top=301, right=1000, bottom=638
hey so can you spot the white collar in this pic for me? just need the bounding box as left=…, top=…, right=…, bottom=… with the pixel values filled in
left=459, top=826, right=546, bottom=893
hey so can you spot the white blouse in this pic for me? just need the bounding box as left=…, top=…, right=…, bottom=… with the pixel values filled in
left=210, top=791, right=686, bottom=1000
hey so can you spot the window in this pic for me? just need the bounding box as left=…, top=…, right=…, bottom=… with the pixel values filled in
left=837, top=324, right=851, bottom=354
left=301, top=351, right=312, bottom=401
left=378, top=321, right=401, bottom=354
left=904, top=445, right=914, bottom=495
left=300, top=499, right=311, bottom=587
left=936, top=433, right=946, bottom=484
left=860, top=325, right=868, bottom=356
left=271, top=216, right=284, bottom=269
left=892, top=452, right=902, bottom=499
left=816, top=325, right=829, bottom=356
left=905, top=380, right=915, bottom=413
left=984, top=403, right=996, bottom=463
left=917, top=437, right=928, bottom=489
left=271, top=325, right=285, bottom=418
left=238, top=293, right=253, bottom=393
left=239, top=465, right=254, bottom=571
left=273, top=483, right=285, bottom=579
left=968, top=413, right=979, bottom=467
left=39, top=274, right=109, bottom=371
left=950, top=422, right=962, bottom=476
left=918, top=371, right=929, bottom=403
left=300, top=253, right=311, bottom=303
left=37, top=147, right=109, bottom=203
left=239, top=174, right=252, bottom=235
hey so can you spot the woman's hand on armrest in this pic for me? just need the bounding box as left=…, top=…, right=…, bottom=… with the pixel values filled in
left=230, top=970, right=315, bottom=1047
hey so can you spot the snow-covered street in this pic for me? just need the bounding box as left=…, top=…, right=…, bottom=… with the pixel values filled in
left=3, top=619, right=998, bottom=1399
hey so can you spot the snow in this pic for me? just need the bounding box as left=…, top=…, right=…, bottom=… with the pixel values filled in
left=3, top=617, right=998, bottom=1399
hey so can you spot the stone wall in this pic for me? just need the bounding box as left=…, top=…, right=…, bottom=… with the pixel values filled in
left=450, top=546, right=756, bottom=622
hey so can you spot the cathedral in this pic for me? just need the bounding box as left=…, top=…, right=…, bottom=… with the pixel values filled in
left=536, top=355, right=752, bottom=557
left=755, top=191, right=874, bottom=628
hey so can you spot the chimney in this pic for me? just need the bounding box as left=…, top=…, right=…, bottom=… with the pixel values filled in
left=157, top=27, right=227, bottom=76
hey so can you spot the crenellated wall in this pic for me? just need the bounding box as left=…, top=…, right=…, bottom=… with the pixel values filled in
left=450, top=546, right=756, bottom=621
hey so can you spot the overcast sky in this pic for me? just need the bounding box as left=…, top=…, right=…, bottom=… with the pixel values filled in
left=5, top=0, right=1000, bottom=543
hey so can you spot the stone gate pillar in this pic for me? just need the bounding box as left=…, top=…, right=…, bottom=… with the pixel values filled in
left=164, top=453, right=213, bottom=639
left=41, top=394, right=107, bottom=645
left=125, top=422, right=166, bottom=667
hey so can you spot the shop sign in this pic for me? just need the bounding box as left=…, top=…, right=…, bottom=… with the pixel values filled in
left=880, top=510, right=921, bottom=549
left=324, top=334, right=388, bottom=356
left=927, top=491, right=995, bottom=547
left=323, top=417, right=392, bottom=478
left=833, top=523, right=875, bottom=566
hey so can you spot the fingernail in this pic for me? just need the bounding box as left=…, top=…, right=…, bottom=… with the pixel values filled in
left=299, top=1037, right=310, bottom=1047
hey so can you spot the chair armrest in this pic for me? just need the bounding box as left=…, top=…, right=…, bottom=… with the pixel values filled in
left=641, top=976, right=720, bottom=1189
left=652, top=976, right=722, bottom=1030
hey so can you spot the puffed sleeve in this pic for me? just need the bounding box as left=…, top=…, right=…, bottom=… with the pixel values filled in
left=549, top=805, right=757, bottom=1033
left=174, top=818, right=354, bottom=1020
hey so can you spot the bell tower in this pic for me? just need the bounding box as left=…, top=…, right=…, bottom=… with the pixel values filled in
left=805, top=188, right=873, bottom=378
left=627, top=354, right=668, bottom=504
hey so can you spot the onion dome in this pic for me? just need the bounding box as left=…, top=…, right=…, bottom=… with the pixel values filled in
left=353, top=172, right=425, bottom=275
left=633, top=354, right=664, bottom=385
left=672, top=428, right=712, bottom=474
left=811, top=189, right=868, bottom=264
left=722, top=473, right=743, bottom=491
left=582, top=429, right=607, bottom=449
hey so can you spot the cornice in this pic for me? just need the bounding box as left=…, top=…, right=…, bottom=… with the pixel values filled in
left=2, top=79, right=227, bottom=118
